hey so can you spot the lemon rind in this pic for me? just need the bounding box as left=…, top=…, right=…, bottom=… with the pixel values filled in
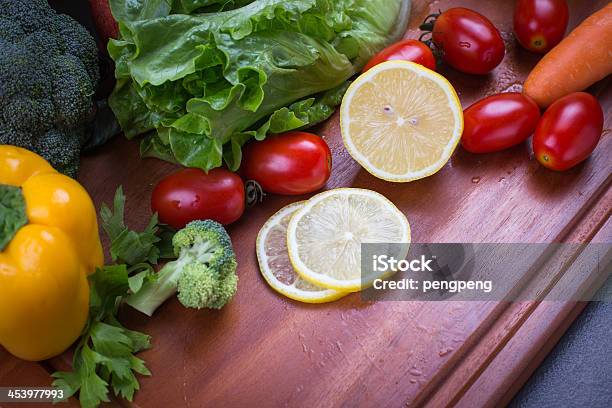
left=256, top=202, right=347, bottom=303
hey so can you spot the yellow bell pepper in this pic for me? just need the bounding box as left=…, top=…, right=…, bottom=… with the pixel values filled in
left=0, top=145, right=103, bottom=361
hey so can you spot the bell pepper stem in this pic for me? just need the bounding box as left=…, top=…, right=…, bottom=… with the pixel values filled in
left=0, top=184, right=28, bottom=251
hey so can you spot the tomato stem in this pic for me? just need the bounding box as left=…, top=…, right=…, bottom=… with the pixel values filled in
left=419, top=10, right=441, bottom=32
left=418, top=10, right=444, bottom=67
left=418, top=31, right=432, bottom=45
left=245, top=180, right=265, bottom=207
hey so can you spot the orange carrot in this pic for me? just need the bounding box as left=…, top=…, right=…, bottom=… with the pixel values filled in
left=523, top=3, right=612, bottom=108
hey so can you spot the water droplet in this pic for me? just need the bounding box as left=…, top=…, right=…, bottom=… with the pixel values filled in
left=438, top=347, right=454, bottom=356
left=409, top=368, right=422, bottom=376
left=498, top=177, right=505, bottom=183
left=602, top=128, right=611, bottom=137
left=502, top=83, right=523, bottom=93
left=172, top=200, right=182, bottom=209
left=409, top=379, right=417, bottom=384
left=383, top=105, right=393, bottom=114
left=459, top=41, right=471, bottom=48
left=471, top=176, right=481, bottom=184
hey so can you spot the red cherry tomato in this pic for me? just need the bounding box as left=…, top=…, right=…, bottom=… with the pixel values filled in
left=514, top=0, right=569, bottom=53
left=427, top=8, right=505, bottom=74
left=533, top=92, right=604, bottom=171
left=240, top=131, right=332, bottom=196
left=152, top=168, right=245, bottom=228
left=461, top=93, right=541, bottom=153
left=363, top=39, right=437, bottom=72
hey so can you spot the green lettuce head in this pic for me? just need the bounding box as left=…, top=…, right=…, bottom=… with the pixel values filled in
left=108, top=0, right=411, bottom=171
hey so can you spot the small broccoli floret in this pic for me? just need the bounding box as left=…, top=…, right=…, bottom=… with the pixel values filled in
left=2, top=96, right=54, bottom=133
left=177, top=263, right=238, bottom=310
left=126, top=220, right=238, bottom=316
left=51, top=55, right=95, bottom=129
left=0, top=17, right=24, bottom=43
left=34, top=128, right=82, bottom=177
left=0, top=121, right=32, bottom=146
left=0, top=0, right=54, bottom=34
left=54, top=14, right=100, bottom=85
left=19, top=30, right=61, bottom=59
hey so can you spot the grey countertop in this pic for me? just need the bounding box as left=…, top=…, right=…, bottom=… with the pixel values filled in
left=510, top=278, right=612, bottom=408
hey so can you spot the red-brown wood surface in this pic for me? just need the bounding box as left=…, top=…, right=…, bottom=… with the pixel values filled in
left=0, top=349, right=79, bottom=408
left=1, top=1, right=610, bottom=407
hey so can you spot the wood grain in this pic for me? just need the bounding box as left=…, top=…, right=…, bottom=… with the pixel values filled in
left=1, top=0, right=610, bottom=407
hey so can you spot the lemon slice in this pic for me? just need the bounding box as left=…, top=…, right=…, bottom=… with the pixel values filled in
left=287, top=189, right=411, bottom=292
left=340, top=60, right=463, bottom=182
left=257, top=202, right=347, bottom=303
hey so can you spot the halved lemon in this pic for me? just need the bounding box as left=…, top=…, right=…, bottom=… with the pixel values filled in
left=257, top=202, right=347, bottom=303
left=340, top=60, right=463, bottom=182
left=287, top=189, right=411, bottom=292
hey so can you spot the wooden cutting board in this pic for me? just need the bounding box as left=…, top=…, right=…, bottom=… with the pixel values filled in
left=1, top=0, right=610, bottom=407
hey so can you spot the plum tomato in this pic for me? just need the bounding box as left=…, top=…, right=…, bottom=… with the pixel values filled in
left=240, top=131, right=332, bottom=195
left=533, top=92, right=604, bottom=171
left=461, top=93, right=541, bottom=153
left=363, top=39, right=437, bottom=72
left=514, top=0, right=569, bottom=53
left=422, top=7, right=505, bottom=74
left=152, top=168, right=245, bottom=228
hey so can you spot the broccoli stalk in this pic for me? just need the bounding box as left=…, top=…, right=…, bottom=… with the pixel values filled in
left=126, top=220, right=238, bottom=316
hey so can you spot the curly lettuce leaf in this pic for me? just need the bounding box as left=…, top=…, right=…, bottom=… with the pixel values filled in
left=109, top=0, right=410, bottom=171
left=109, top=0, right=256, bottom=22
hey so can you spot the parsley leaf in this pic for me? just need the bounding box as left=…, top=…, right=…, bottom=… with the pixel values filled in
left=157, top=224, right=178, bottom=259
left=52, top=266, right=152, bottom=408
left=100, top=186, right=161, bottom=265
left=51, top=186, right=176, bottom=407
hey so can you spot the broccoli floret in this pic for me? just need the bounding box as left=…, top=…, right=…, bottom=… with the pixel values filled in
left=2, top=95, right=54, bottom=133
left=51, top=55, right=96, bottom=129
left=34, top=128, right=83, bottom=177
left=126, top=220, right=238, bottom=316
left=0, top=121, right=32, bottom=146
left=0, top=0, right=55, bottom=34
left=0, top=17, right=24, bottom=43
left=54, top=14, right=100, bottom=85
left=0, top=0, right=99, bottom=177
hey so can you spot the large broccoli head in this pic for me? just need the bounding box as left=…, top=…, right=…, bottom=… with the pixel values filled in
left=0, top=0, right=99, bottom=177
left=126, top=220, right=239, bottom=316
